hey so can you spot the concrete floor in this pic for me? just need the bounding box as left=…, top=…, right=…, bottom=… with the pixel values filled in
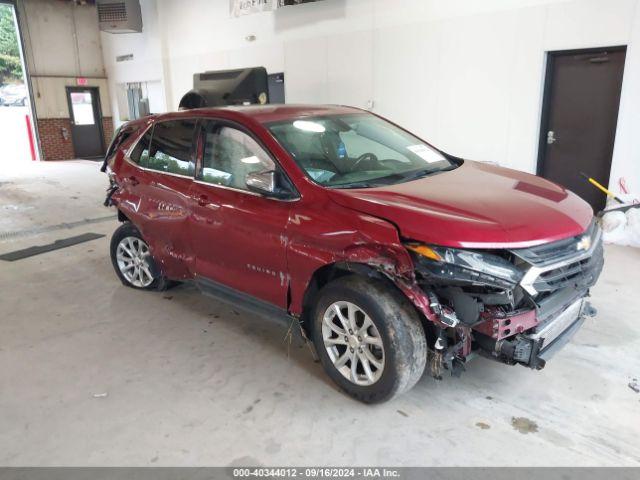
left=1, top=160, right=639, bottom=466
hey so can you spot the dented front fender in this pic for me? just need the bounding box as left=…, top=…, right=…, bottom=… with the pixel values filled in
left=285, top=197, right=440, bottom=325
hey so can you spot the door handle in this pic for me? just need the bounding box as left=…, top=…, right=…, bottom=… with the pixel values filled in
left=128, top=175, right=139, bottom=186
left=547, top=130, right=557, bottom=145
left=194, top=193, right=220, bottom=210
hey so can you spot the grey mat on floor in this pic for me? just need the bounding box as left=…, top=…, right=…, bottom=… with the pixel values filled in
left=0, top=232, right=105, bottom=261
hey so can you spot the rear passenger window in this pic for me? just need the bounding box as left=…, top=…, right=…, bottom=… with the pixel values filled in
left=106, top=127, right=132, bottom=159
left=199, top=122, right=275, bottom=190
left=129, top=128, right=152, bottom=165
left=147, top=120, right=197, bottom=176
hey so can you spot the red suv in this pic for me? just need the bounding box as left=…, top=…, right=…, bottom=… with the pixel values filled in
left=103, top=105, right=603, bottom=403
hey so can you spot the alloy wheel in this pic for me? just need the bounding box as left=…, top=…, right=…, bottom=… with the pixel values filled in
left=321, top=301, right=385, bottom=386
left=116, top=236, right=154, bottom=288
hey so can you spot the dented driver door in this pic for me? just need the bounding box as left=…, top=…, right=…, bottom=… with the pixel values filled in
left=187, top=120, right=292, bottom=309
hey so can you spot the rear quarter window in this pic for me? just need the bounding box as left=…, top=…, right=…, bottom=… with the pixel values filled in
left=146, top=119, right=197, bottom=176
left=105, top=127, right=132, bottom=162
left=129, top=128, right=153, bottom=166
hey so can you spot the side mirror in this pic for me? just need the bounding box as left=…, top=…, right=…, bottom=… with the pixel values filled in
left=245, top=170, right=295, bottom=199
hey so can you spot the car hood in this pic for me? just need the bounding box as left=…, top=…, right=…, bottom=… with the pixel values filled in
left=327, top=161, right=593, bottom=248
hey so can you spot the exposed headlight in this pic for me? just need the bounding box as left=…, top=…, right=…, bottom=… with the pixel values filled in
left=406, top=243, right=524, bottom=288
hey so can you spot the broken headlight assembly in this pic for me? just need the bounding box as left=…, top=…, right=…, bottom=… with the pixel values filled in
left=406, top=243, right=524, bottom=289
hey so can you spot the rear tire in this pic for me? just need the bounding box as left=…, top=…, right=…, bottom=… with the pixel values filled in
left=311, top=275, right=427, bottom=403
left=110, top=223, right=169, bottom=291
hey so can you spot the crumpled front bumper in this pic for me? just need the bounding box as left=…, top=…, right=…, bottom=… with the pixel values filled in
left=475, top=295, right=597, bottom=369
left=524, top=297, right=595, bottom=365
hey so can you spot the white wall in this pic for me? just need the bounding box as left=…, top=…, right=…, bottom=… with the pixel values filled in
left=611, top=2, right=640, bottom=195
left=100, top=0, right=167, bottom=124
left=30, top=76, right=112, bottom=119
left=17, top=0, right=111, bottom=123
left=101, top=0, right=640, bottom=192
left=20, top=0, right=105, bottom=77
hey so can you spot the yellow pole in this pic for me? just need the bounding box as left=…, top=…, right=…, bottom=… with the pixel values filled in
left=580, top=173, right=624, bottom=204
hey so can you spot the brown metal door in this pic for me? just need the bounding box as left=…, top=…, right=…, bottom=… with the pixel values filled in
left=538, top=47, right=626, bottom=212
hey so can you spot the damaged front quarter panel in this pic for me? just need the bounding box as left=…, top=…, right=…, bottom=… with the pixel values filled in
left=340, top=243, right=452, bottom=327
left=285, top=202, right=456, bottom=338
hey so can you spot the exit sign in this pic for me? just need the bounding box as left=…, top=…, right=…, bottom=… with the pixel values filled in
left=76, top=77, right=88, bottom=86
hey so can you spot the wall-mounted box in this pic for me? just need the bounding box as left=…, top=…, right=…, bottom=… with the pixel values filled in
left=97, top=0, right=142, bottom=34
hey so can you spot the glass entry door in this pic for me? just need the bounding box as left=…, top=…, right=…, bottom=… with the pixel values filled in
left=66, top=87, right=105, bottom=158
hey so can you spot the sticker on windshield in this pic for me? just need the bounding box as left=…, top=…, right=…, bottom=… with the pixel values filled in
left=407, top=144, right=445, bottom=163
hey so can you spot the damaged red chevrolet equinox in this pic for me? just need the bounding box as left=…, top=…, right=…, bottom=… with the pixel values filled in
left=102, top=105, right=603, bottom=403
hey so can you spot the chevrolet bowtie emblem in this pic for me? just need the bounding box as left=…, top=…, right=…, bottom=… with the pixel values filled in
left=576, top=236, right=591, bottom=251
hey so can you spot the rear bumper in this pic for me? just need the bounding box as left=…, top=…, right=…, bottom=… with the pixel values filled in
left=475, top=296, right=596, bottom=369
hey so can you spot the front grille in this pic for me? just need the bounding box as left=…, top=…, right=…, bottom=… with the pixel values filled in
left=532, top=241, right=604, bottom=293
left=512, top=220, right=598, bottom=267
left=515, top=221, right=604, bottom=296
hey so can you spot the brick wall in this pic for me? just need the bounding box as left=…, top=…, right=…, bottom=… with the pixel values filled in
left=37, top=116, right=114, bottom=161
left=102, top=116, right=114, bottom=150
left=37, top=118, right=75, bottom=161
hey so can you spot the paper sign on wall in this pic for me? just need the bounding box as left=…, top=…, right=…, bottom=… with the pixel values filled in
left=231, top=0, right=324, bottom=17
left=230, top=0, right=273, bottom=17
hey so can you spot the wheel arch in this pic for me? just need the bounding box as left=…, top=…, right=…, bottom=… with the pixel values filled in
left=298, top=261, right=426, bottom=340
left=117, top=208, right=130, bottom=223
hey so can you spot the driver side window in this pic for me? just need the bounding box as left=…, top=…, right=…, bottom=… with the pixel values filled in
left=199, top=122, right=275, bottom=191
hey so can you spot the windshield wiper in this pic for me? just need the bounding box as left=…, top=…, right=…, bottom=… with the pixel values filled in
left=330, top=180, right=385, bottom=189
left=409, top=165, right=457, bottom=178
left=369, top=169, right=434, bottom=185
left=383, top=166, right=457, bottom=184
left=329, top=166, right=457, bottom=189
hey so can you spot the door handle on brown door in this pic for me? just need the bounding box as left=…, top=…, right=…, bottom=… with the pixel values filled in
left=128, top=175, right=139, bottom=186
left=547, top=130, right=557, bottom=145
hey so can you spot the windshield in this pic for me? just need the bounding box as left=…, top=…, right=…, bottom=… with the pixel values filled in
left=267, top=113, right=457, bottom=188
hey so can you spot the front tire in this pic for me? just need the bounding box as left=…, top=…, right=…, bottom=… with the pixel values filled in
left=311, top=276, right=427, bottom=403
left=110, top=223, right=165, bottom=290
